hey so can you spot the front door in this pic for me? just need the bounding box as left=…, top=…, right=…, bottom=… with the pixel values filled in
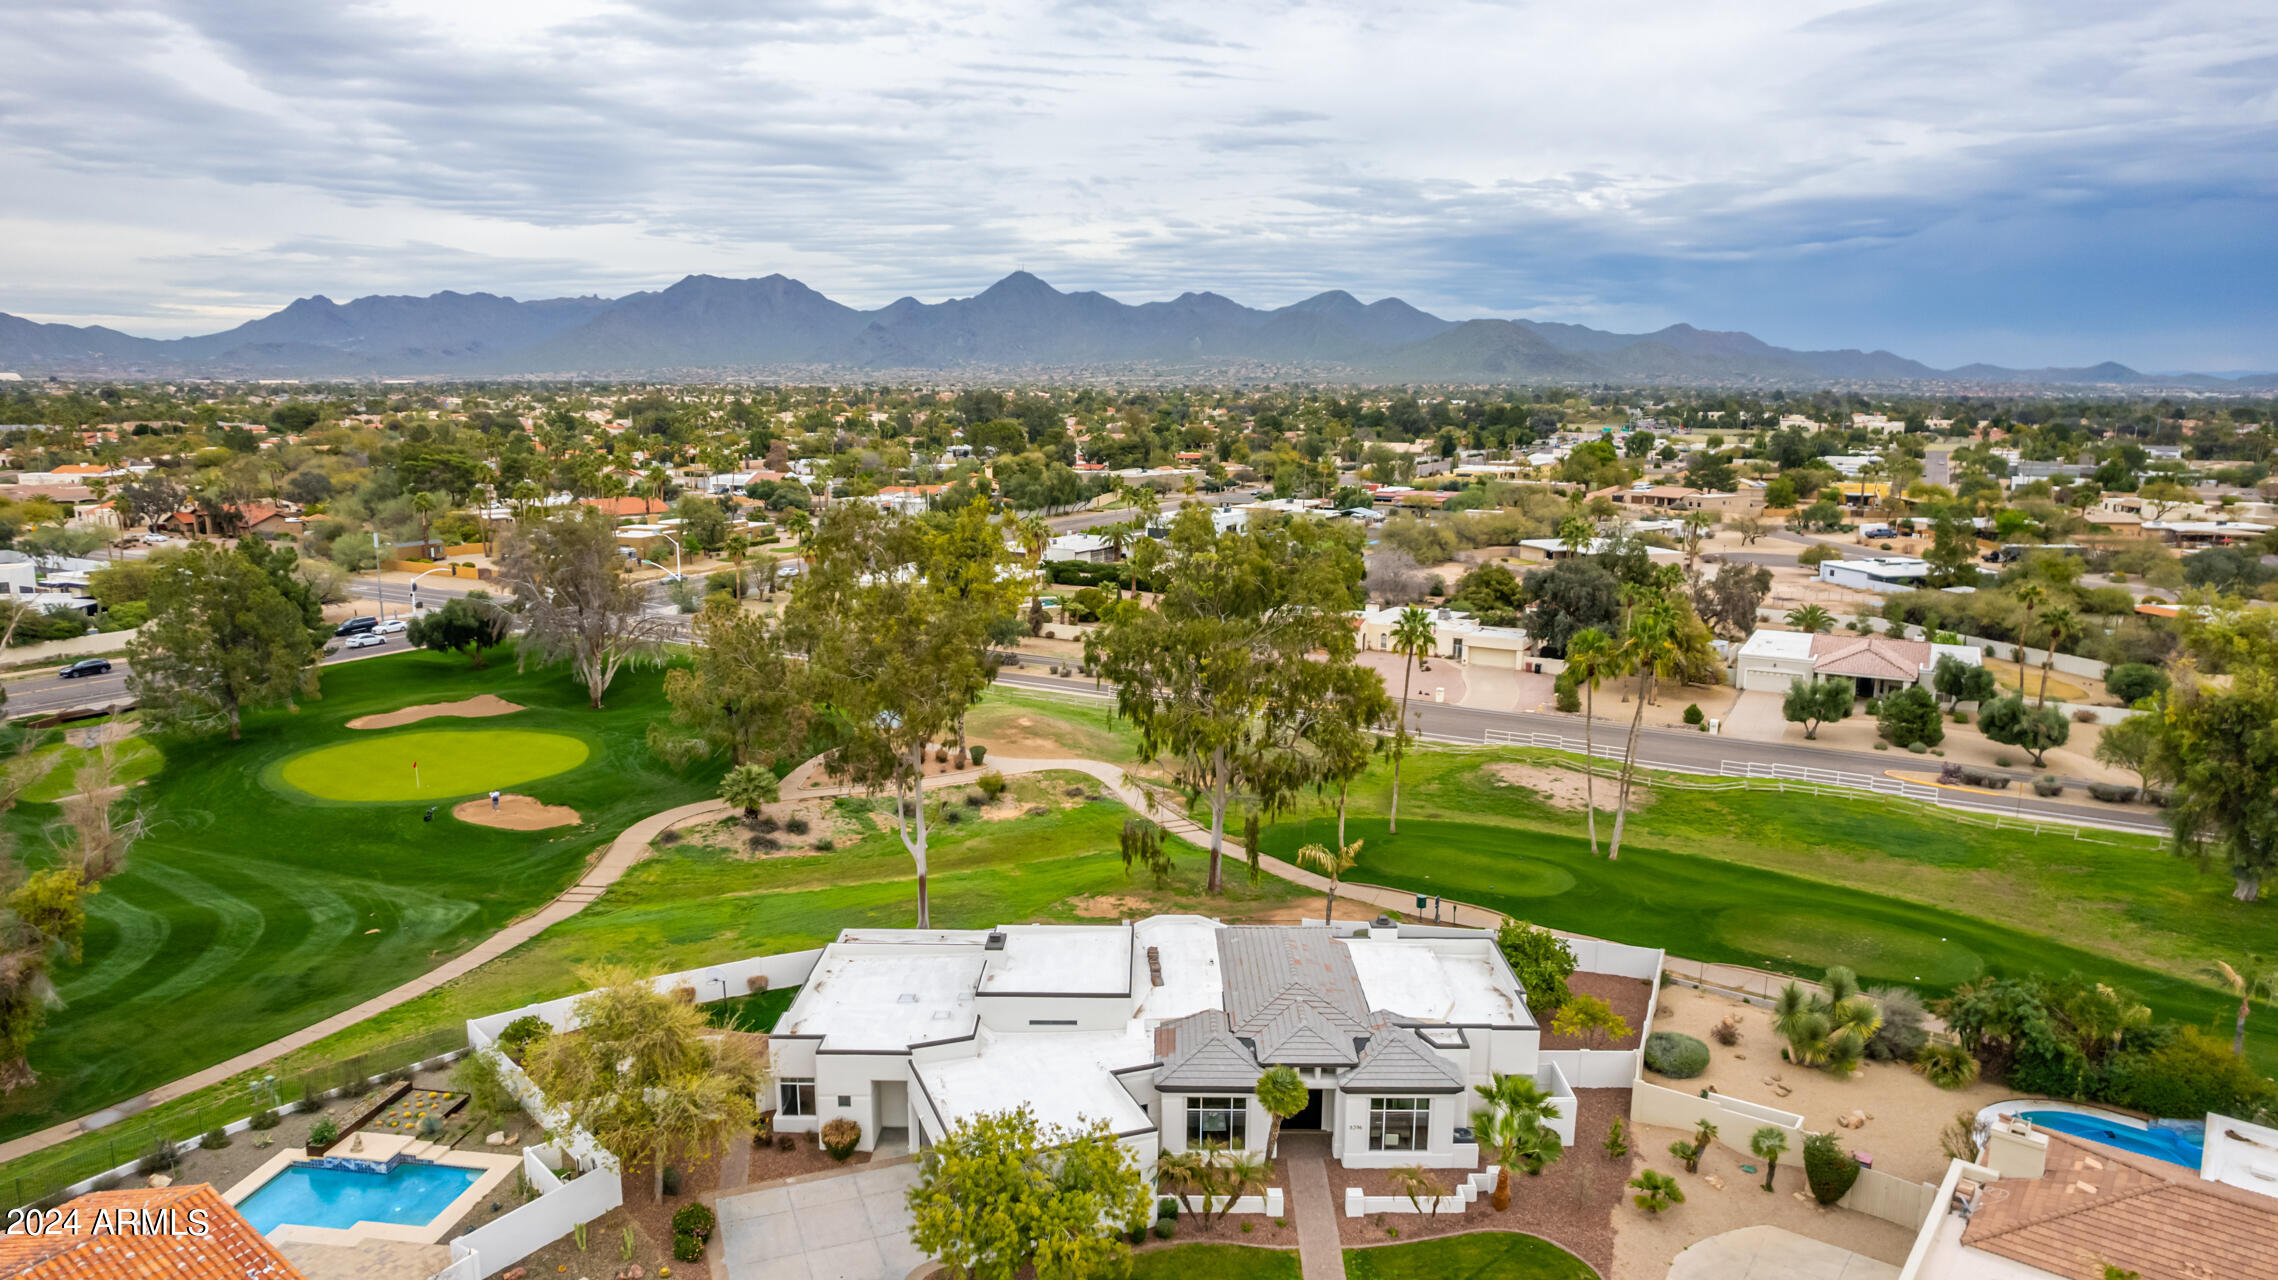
left=1287, top=1088, right=1325, bottom=1131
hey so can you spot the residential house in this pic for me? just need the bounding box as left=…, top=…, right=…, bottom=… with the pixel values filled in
left=2143, top=519, right=2273, bottom=548
left=767, top=919, right=1570, bottom=1172
left=1817, top=555, right=1932, bottom=593
left=1352, top=606, right=1542, bottom=672
left=1585, top=483, right=1763, bottom=514
left=1730, top=629, right=1981, bottom=697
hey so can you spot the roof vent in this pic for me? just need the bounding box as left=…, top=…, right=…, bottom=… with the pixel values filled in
left=984, top=930, right=1007, bottom=951
left=897, top=993, right=919, bottom=1004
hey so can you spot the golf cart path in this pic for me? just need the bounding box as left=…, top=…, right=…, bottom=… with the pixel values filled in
left=0, top=754, right=1796, bottom=1168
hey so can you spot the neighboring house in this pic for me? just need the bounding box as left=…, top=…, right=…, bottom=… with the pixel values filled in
left=13, top=464, right=130, bottom=488
left=767, top=918, right=1570, bottom=1172
left=858, top=485, right=946, bottom=515
left=158, top=503, right=301, bottom=539
left=578, top=495, right=670, bottom=523
left=1517, top=537, right=1683, bottom=564
left=1351, top=606, right=1542, bottom=672
left=2143, top=519, right=2273, bottom=548
left=0, top=1182, right=304, bottom=1279
left=1730, top=629, right=1981, bottom=697
left=1817, top=555, right=1932, bottom=593
left=1585, top=483, right=1763, bottom=514
left=1043, top=532, right=1120, bottom=563
left=1909, top=1119, right=2278, bottom=1280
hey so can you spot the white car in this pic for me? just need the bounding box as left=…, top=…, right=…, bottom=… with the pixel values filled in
left=376, top=619, right=409, bottom=634
left=140, top=533, right=169, bottom=545
left=343, top=633, right=386, bottom=649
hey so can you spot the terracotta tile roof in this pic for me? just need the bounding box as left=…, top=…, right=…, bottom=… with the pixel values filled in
left=579, top=496, right=667, bottom=518
left=0, top=1183, right=304, bottom=1279
left=1808, top=634, right=1930, bottom=682
left=1962, top=1131, right=2278, bottom=1280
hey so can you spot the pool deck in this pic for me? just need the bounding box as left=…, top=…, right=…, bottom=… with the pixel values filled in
left=221, top=1132, right=521, bottom=1248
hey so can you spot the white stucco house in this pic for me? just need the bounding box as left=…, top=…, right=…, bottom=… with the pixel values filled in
left=1351, top=606, right=1541, bottom=671
left=1816, top=555, right=1932, bottom=592
left=1731, top=629, right=1982, bottom=698
left=765, top=918, right=1569, bottom=1172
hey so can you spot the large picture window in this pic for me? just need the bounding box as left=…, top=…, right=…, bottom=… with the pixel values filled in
left=1185, top=1096, right=1247, bottom=1149
left=779, top=1080, right=816, bottom=1117
left=1368, top=1097, right=1430, bottom=1151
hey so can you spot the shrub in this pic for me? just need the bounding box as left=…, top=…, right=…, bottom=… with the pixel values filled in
left=962, top=791, right=984, bottom=808
left=2106, top=663, right=2168, bottom=705
left=2033, top=775, right=2063, bottom=797
left=1644, top=1032, right=1711, bottom=1079
left=1907, top=742, right=1926, bottom=753
left=2104, top=1027, right=2277, bottom=1118
left=1682, top=703, right=1704, bottom=726
left=248, top=1108, right=280, bottom=1131
left=1916, top=1041, right=1981, bottom=1090
left=821, top=1116, right=862, bottom=1160
left=1554, top=674, right=1582, bottom=714
left=975, top=771, right=1007, bottom=801
left=935, top=747, right=950, bottom=763
left=1951, top=709, right=1970, bottom=724
left=136, top=1139, right=180, bottom=1176
left=2072, top=708, right=2097, bottom=723
left=1152, top=1218, right=1176, bottom=1239
left=1876, top=687, right=1944, bottom=749
left=969, top=745, right=987, bottom=765
left=308, top=1118, right=340, bottom=1147
left=1709, top=1015, right=1742, bottom=1047
left=814, top=836, right=835, bottom=851
left=1158, top=1197, right=1179, bottom=1221
left=672, top=1204, right=716, bottom=1242
left=200, top=1126, right=231, bottom=1150
left=1495, top=920, right=1577, bottom=1015
left=1866, top=987, right=1928, bottom=1061
left=784, top=815, right=810, bottom=835
left=1994, top=755, right=2014, bottom=767
left=662, top=1165, right=682, bottom=1196
left=941, top=807, right=963, bottom=825
left=497, top=1015, right=552, bottom=1061
left=418, top=1114, right=442, bottom=1138
left=2088, top=782, right=2139, bottom=803
left=777, top=1134, right=795, bottom=1152
left=673, top=1231, right=703, bottom=1262
left=1803, top=1132, right=1860, bottom=1205
left=751, top=814, right=780, bottom=834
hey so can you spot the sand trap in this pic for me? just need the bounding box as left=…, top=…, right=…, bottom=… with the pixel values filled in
left=452, top=794, right=579, bottom=830
left=1487, top=760, right=1651, bottom=813
left=348, top=695, right=526, bottom=730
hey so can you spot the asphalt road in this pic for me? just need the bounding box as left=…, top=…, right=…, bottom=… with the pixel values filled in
left=991, top=668, right=2167, bottom=836
left=3, top=629, right=419, bottom=718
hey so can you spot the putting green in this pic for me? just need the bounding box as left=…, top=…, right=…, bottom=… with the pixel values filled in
left=1712, top=908, right=1985, bottom=986
left=274, top=729, right=590, bottom=802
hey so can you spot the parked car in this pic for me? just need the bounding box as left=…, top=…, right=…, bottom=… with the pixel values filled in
left=139, top=533, right=170, bottom=545
left=57, top=658, right=112, bottom=679
left=334, top=616, right=379, bottom=636
left=376, top=619, right=409, bottom=634
left=343, top=633, right=386, bottom=649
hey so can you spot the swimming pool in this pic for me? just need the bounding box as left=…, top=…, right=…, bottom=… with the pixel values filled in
left=2018, top=1110, right=2204, bottom=1169
left=237, top=1159, right=482, bottom=1236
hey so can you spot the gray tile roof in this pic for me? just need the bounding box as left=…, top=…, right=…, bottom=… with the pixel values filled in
left=1218, top=926, right=1373, bottom=1065
left=1339, top=1015, right=1468, bottom=1094
left=1154, top=1010, right=1263, bottom=1092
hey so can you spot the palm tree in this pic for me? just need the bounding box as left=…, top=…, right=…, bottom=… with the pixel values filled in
left=1678, top=510, right=1717, bottom=582
left=1255, top=1065, right=1310, bottom=1158
left=1127, top=485, right=1161, bottom=529
left=1293, top=839, right=1361, bottom=925
left=1555, top=513, right=1594, bottom=557
left=1785, top=604, right=1834, bottom=634
left=1608, top=592, right=1701, bottom=861
left=2013, top=581, right=2046, bottom=687
left=410, top=491, right=439, bottom=547
left=2212, top=955, right=2278, bottom=1056
left=1386, top=605, right=1436, bottom=834
left=1012, top=513, right=1050, bottom=612
left=1472, top=1073, right=1564, bottom=1208
left=1771, top=982, right=1832, bottom=1067
left=1750, top=1126, right=1788, bottom=1192
left=2035, top=605, right=2076, bottom=708
left=1388, top=1165, right=1446, bottom=1219
left=1565, top=627, right=1616, bottom=857
left=1099, top=519, right=1141, bottom=599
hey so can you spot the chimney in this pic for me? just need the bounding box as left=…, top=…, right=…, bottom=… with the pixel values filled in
left=1982, top=1117, right=2049, bottom=1181
left=1146, top=946, right=1163, bottom=988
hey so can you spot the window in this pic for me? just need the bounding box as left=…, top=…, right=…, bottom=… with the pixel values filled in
left=1185, top=1096, right=1247, bottom=1149
left=778, top=1080, right=815, bottom=1117
left=1368, top=1098, right=1431, bottom=1151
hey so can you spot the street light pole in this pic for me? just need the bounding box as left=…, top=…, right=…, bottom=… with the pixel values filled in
left=371, top=531, right=383, bottom=620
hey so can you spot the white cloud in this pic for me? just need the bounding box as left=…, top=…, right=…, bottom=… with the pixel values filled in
left=0, top=0, right=2271, bottom=367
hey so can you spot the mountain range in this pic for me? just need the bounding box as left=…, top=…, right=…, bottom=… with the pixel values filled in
left=3, top=272, right=2269, bottom=389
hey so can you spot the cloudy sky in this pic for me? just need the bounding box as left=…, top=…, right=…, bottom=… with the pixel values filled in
left=2, top=0, right=2273, bottom=369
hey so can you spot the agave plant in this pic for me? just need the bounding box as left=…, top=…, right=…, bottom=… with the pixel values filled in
left=1916, top=1039, right=1982, bottom=1090
left=1774, top=969, right=1886, bottom=1074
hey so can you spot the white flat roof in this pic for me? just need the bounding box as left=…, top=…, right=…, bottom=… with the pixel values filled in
left=980, top=925, right=1130, bottom=995
left=778, top=941, right=987, bottom=1051
left=917, top=1027, right=1154, bottom=1134
left=1738, top=629, right=1816, bottom=660
left=1347, top=938, right=1529, bottom=1027
left=1133, top=915, right=1225, bottom=1024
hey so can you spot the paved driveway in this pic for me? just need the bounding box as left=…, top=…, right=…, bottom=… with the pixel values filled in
left=1668, top=1225, right=1898, bottom=1280
left=716, top=1162, right=926, bottom=1280
left=1718, top=689, right=1793, bottom=743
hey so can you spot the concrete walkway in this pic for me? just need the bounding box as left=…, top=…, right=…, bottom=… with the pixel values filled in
left=715, top=1161, right=925, bottom=1280
left=1667, top=1224, right=1899, bottom=1280
left=1282, top=1134, right=1345, bottom=1280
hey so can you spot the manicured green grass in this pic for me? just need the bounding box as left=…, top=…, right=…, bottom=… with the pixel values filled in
left=703, top=986, right=800, bottom=1033
left=0, top=646, right=724, bottom=1141
left=1344, top=1231, right=1598, bottom=1280
left=17, top=737, right=166, bottom=804
left=1131, top=1243, right=1301, bottom=1280
left=1265, top=750, right=2278, bottom=1067
left=271, top=727, right=592, bottom=801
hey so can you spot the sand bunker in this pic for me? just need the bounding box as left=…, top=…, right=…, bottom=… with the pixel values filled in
left=348, top=695, right=526, bottom=730
left=1486, top=760, right=1651, bottom=813
left=452, top=793, right=579, bottom=830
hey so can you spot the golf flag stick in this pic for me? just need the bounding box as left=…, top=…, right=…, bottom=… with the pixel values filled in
left=414, top=760, right=421, bottom=790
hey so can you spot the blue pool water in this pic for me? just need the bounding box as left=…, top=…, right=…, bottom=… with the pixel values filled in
left=238, top=1160, right=481, bottom=1235
left=2019, top=1110, right=2204, bottom=1168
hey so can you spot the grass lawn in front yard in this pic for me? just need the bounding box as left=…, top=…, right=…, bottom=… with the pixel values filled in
left=1129, top=1243, right=1301, bottom=1280
left=1344, top=1230, right=1600, bottom=1280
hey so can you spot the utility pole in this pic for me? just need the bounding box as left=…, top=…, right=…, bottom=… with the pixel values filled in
left=371, top=531, right=384, bottom=619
